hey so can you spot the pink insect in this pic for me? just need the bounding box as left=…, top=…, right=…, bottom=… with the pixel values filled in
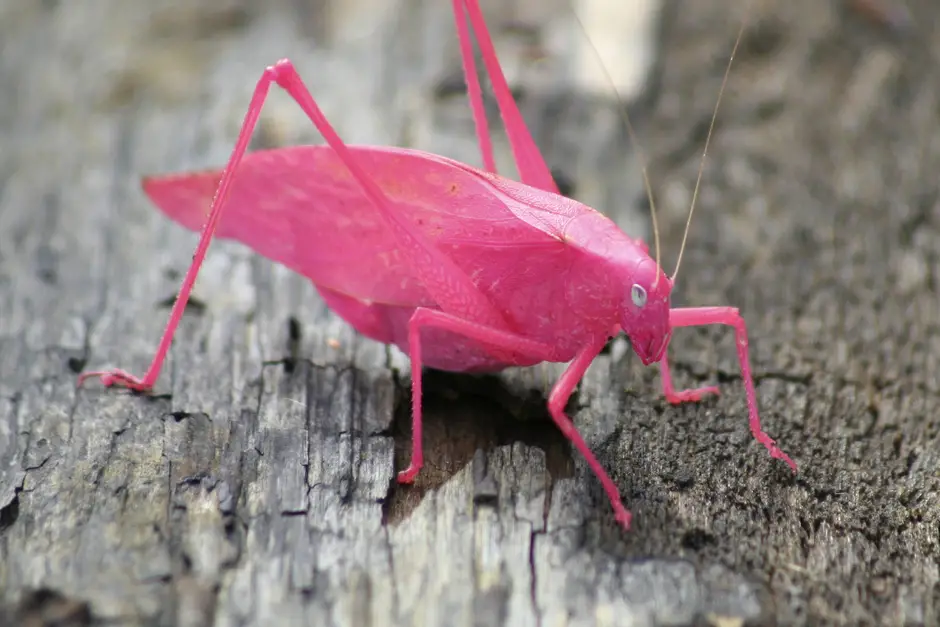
left=77, top=0, right=797, bottom=530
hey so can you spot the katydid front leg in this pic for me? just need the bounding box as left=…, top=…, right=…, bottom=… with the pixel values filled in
left=659, top=354, right=720, bottom=403
left=664, top=307, right=797, bottom=472
left=398, top=308, right=628, bottom=528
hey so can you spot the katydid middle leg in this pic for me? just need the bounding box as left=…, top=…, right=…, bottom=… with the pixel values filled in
left=399, top=307, right=630, bottom=528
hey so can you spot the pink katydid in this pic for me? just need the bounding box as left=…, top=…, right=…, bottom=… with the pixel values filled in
left=77, top=0, right=797, bottom=530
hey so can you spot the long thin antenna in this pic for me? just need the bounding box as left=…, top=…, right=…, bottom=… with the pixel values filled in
left=671, top=17, right=747, bottom=283
left=567, top=5, right=662, bottom=281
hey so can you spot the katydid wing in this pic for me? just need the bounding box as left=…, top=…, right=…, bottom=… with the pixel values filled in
left=78, top=0, right=796, bottom=530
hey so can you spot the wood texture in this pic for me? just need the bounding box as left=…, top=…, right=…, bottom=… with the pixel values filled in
left=0, top=0, right=937, bottom=625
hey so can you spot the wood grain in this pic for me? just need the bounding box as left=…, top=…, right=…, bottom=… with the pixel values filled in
left=0, top=0, right=936, bottom=625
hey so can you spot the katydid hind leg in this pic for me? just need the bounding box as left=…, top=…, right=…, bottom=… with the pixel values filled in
left=261, top=61, right=510, bottom=329
left=450, top=0, right=497, bottom=174
left=79, top=59, right=510, bottom=391
left=78, top=63, right=281, bottom=391
left=668, top=306, right=797, bottom=472
left=398, top=307, right=555, bottom=484
left=458, top=0, right=559, bottom=194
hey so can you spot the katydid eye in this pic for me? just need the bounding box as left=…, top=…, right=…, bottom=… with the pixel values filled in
left=631, top=284, right=647, bottom=307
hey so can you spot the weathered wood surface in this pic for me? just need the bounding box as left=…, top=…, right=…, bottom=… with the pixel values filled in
left=0, top=0, right=937, bottom=625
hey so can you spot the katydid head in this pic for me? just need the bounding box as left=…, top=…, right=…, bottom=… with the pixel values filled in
left=564, top=4, right=744, bottom=367
left=621, top=258, right=673, bottom=365
left=563, top=5, right=746, bottom=366
left=620, top=19, right=745, bottom=366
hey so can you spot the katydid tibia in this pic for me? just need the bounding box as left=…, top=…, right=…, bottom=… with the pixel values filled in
left=77, top=0, right=797, bottom=530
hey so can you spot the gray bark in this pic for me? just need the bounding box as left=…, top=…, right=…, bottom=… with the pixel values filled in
left=0, top=0, right=936, bottom=625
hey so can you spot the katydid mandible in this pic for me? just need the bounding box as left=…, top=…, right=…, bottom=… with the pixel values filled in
left=78, top=0, right=796, bottom=530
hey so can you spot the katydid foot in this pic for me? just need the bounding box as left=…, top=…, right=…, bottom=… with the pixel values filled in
left=659, top=355, right=721, bottom=404
left=77, top=369, right=153, bottom=392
